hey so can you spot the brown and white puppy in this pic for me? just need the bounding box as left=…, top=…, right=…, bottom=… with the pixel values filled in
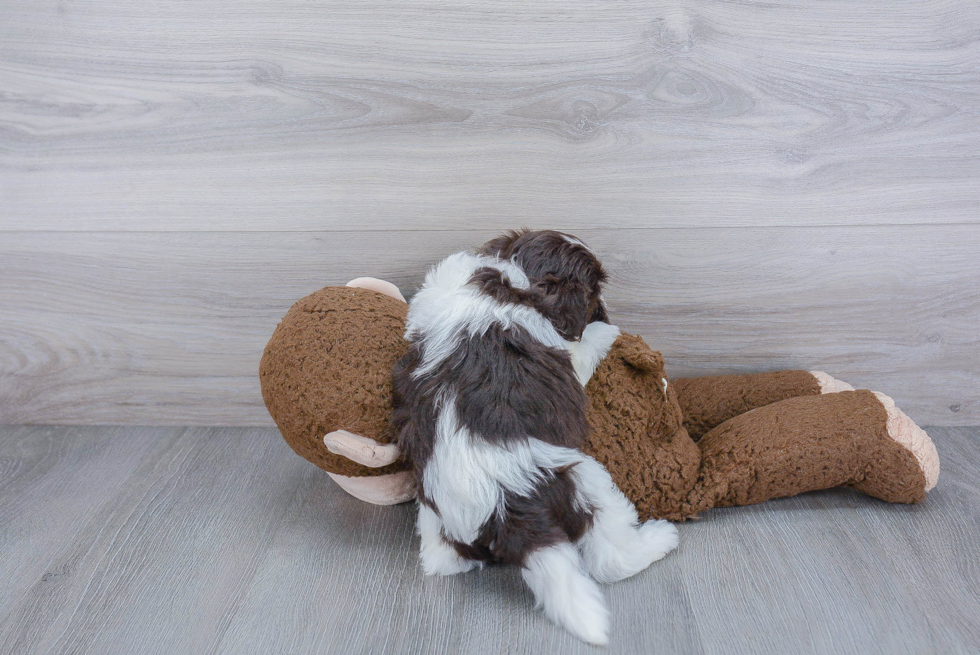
left=392, top=230, right=677, bottom=646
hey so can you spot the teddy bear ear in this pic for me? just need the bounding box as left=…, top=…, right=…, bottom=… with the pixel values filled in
left=615, top=335, right=665, bottom=374
left=345, top=277, right=407, bottom=303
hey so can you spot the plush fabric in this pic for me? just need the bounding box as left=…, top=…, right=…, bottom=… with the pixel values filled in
left=259, top=285, right=937, bottom=519
left=671, top=371, right=822, bottom=441
left=260, top=286, right=410, bottom=478
left=580, top=336, right=927, bottom=520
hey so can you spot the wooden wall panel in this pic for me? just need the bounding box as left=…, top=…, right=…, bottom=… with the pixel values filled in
left=1, top=1, right=977, bottom=426
left=1, top=0, right=978, bottom=231
left=1, top=227, right=976, bottom=425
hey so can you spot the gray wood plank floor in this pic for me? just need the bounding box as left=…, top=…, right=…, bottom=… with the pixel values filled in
left=1, top=426, right=977, bottom=654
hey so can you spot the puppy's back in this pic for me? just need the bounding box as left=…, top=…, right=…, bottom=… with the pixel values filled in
left=392, top=251, right=590, bottom=545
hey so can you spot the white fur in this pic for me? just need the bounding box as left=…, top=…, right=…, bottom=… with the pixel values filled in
left=422, top=399, right=583, bottom=544
left=417, top=503, right=480, bottom=576
left=408, top=247, right=678, bottom=645
left=423, top=399, right=536, bottom=543
left=567, top=321, right=621, bottom=386
left=522, top=542, right=610, bottom=646
left=405, top=252, right=568, bottom=379
left=418, top=404, right=678, bottom=638
left=569, top=456, right=679, bottom=583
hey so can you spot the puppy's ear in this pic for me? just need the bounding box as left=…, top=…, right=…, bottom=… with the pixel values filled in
left=586, top=261, right=609, bottom=323
left=534, top=276, right=590, bottom=341
left=590, top=298, right=609, bottom=324
left=476, top=228, right=532, bottom=259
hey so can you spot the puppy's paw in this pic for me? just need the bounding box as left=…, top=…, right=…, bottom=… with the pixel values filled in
left=638, top=519, right=679, bottom=563
left=581, top=321, right=621, bottom=353
left=420, top=543, right=481, bottom=576
left=580, top=518, right=679, bottom=584
left=570, top=322, right=622, bottom=386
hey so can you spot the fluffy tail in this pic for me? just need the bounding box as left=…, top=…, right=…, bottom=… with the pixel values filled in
left=522, top=542, right=610, bottom=646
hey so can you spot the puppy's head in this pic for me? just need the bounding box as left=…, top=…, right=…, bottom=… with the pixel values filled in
left=478, top=229, right=609, bottom=341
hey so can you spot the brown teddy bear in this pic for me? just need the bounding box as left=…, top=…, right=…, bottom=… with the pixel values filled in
left=259, top=278, right=939, bottom=521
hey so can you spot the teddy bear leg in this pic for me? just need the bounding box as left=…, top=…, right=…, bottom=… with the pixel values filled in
left=689, top=390, right=939, bottom=512
left=852, top=391, right=939, bottom=497
left=671, top=370, right=823, bottom=441
left=809, top=370, right=856, bottom=393
left=782, top=372, right=939, bottom=495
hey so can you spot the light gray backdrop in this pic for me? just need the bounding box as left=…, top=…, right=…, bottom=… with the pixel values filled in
left=2, top=0, right=977, bottom=425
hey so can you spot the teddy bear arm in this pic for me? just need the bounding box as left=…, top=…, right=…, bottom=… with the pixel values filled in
left=322, top=431, right=416, bottom=504
left=325, top=430, right=402, bottom=468
left=670, top=370, right=823, bottom=441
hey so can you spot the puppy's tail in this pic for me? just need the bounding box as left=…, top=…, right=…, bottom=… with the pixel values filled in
left=521, top=541, right=610, bottom=646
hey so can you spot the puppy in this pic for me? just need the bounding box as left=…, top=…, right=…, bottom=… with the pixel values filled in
left=392, top=230, right=678, bottom=645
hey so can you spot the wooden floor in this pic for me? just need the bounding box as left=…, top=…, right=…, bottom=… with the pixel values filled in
left=1, top=426, right=978, bottom=654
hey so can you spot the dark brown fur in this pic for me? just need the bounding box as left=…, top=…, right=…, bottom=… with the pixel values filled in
left=478, top=229, right=609, bottom=339
left=468, top=267, right=542, bottom=308
left=393, top=233, right=610, bottom=566
left=392, top=323, right=589, bottom=477
left=451, top=469, right=596, bottom=565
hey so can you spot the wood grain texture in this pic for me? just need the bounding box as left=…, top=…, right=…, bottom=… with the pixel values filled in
left=0, top=425, right=978, bottom=654
left=1, top=0, right=978, bottom=231
left=1, top=227, right=977, bottom=425
left=1, top=0, right=977, bottom=425
left=0, top=426, right=311, bottom=654
left=0, top=426, right=159, bottom=619
left=676, top=431, right=980, bottom=655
